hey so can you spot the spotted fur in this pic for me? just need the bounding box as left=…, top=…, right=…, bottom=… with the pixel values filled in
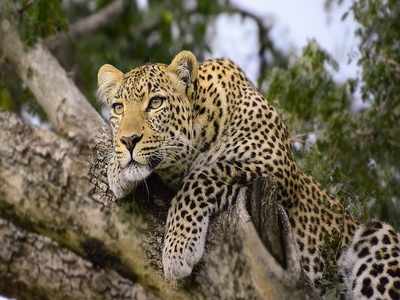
left=97, top=51, right=359, bottom=284
left=339, top=221, right=400, bottom=300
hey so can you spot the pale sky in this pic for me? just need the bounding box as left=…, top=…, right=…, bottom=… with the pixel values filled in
left=209, top=0, right=360, bottom=83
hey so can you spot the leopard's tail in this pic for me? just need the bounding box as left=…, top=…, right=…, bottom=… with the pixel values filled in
left=338, top=220, right=400, bottom=300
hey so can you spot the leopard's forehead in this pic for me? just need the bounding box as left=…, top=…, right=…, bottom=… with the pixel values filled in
left=115, top=63, right=168, bottom=101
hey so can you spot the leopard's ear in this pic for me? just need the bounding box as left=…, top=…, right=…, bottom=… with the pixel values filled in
left=167, top=51, right=198, bottom=94
left=97, top=64, right=124, bottom=105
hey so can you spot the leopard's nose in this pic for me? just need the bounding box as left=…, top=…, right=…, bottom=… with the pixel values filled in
left=120, top=134, right=143, bottom=153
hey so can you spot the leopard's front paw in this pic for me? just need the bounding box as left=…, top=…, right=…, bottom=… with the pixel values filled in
left=162, top=217, right=209, bottom=280
left=162, top=250, right=194, bottom=280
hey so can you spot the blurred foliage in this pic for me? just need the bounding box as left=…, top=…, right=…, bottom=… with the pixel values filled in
left=265, top=42, right=365, bottom=216
left=70, top=0, right=228, bottom=109
left=1, top=0, right=234, bottom=115
left=17, top=0, right=68, bottom=45
left=265, top=1, right=400, bottom=228
left=0, top=0, right=399, bottom=228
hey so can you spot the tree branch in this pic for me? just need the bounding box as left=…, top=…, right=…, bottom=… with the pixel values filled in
left=0, top=217, right=158, bottom=300
left=0, top=12, right=104, bottom=143
left=226, top=5, right=287, bottom=86
left=0, top=111, right=319, bottom=299
left=240, top=180, right=320, bottom=300
left=45, top=0, right=125, bottom=50
left=0, top=111, right=185, bottom=299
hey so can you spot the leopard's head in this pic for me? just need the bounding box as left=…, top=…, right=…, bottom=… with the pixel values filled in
left=97, top=51, right=198, bottom=192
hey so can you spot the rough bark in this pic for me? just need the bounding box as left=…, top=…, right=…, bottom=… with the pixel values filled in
left=0, top=112, right=318, bottom=300
left=0, top=8, right=104, bottom=143
left=0, top=217, right=158, bottom=300
left=0, top=4, right=319, bottom=300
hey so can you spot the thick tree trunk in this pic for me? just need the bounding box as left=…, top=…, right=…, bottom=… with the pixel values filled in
left=0, top=3, right=319, bottom=300
left=0, top=112, right=318, bottom=300
left=0, top=217, right=157, bottom=300
left=0, top=8, right=104, bottom=143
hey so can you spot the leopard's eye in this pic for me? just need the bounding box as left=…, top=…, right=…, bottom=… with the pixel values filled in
left=112, top=103, right=124, bottom=115
left=147, top=96, right=165, bottom=111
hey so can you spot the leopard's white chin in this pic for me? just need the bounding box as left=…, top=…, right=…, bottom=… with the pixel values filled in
left=108, top=161, right=152, bottom=199
left=121, top=163, right=152, bottom=182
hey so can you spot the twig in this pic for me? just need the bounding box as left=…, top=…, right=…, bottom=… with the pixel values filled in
left=226, top=5, right=287, bottom=87
left=45, top=0, right=125, bottom=50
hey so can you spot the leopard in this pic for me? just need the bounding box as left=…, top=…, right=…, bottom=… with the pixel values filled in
left=97, top=50, right=375, bottom=291
left=339, top=220, right=400, bottom=299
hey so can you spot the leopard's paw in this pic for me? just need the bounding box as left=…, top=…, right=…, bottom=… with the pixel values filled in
left=162, top=217, right=209, bottom=280
left=162, top=251, right=194, bottom=280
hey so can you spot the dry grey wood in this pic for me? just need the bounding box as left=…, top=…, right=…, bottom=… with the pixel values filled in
left=0, top=111, right=179, bottom=299
left=0, top=3, right=319, bottom=298
left=0, top=217, right=158, bottom=300
left=0, top=111, right=319, bottom=300
left=239, top=187, right=319, bottom=300
left=0, top=111, right=161, bottom=297
left=0, top=112, right=253, bottom=299
left=0, top=7, right=104, bottom=143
